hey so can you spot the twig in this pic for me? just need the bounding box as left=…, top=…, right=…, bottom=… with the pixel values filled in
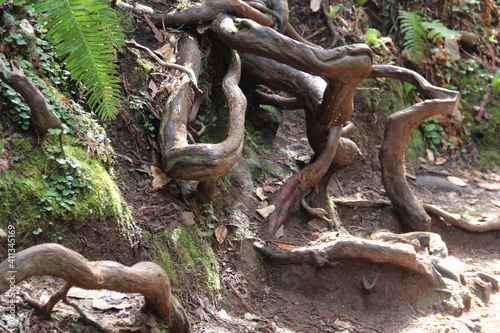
left=321, top=0, right=339, bottom=47
left=226, top=280, right=255, bottom=313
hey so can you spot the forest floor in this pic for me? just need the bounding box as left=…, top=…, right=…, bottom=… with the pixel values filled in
left=1, top=0, right=500, bottom=332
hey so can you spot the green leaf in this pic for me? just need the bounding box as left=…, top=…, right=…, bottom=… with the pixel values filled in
left=329, top=5, right=339, bottom=18
left=31, top=0, right=124, bottom=119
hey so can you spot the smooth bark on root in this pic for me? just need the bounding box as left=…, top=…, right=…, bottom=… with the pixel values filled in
left=210, top=14, right=372, bottom=136
left=159, top=35, right=247, bottom=201
left=370, top=65, right=460, bottom=231
left=254, top=234, right=445, bottom=288
left=0, top=243, right=190, bottom=333
left=0, top=60, right=62, bottom=135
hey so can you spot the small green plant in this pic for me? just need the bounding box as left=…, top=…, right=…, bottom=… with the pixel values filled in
left=328, top=5, right=340, bottom=18
left=421, top=117, right=443, bottom=151
left=32, top=227, right=43, bottom=235
left=365, top=28, right=392, bottom=50
left=399, top=11, right=459, bottom=63
left=39, top=143, right=93, bottom=211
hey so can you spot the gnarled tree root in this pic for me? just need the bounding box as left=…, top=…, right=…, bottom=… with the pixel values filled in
left=333, top=198, right=500, bottom=232
left=370, top=65, right=461, bottom=231
left=0, top=243, right=190, bottom=333
left=159, top=34, right=247, bottom=202
left=254, top=232, right=446, bottom=288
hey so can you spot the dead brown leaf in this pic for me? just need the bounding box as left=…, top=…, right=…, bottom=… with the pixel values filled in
left=215, top=225, right=228, bottom=244
left=254, top=187, right=268, bottom=201
left=148, top=166, right=170, bottom=192
left=256, top=204, right=275, bottom=218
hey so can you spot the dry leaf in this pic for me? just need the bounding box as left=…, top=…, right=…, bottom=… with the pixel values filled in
left=149, top=80, right=158, bottom=99
left=149, top=166, right=170, bottom=192
left=256, top=204, right=275, bottom=218
left=294, top=155, right=311, bottom=163
left=263, top=185, right=277, bottom=193
left=271, top=241, right=302, bottom=250
left=244, top=313, right=261, bottom=321
left=154, top=43, right=176, bottom=62
left=310, top=0, right=321, bottom=12
left=492, top=200, right=500, bottom=208
left=435, top=156, right=447, bottom=165
left=254, top=187, right=268, bottom=201
left=426, top=149, right=435, bottom=163
left=92, top=298, right=132, bottom=310
left=181, top=211, right=195, bottom=227
left=215, top=225, right=228, bottom=244
left=477, top=182, right=500, bottom=191
left=447, top=176, right=467, bottom=187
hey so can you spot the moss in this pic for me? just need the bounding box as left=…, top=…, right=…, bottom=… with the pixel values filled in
left=151, top=225, right=222, bottom=297
left=405, top=129, right=426, bottom=164
left=363, top=78, right=426, bottom=164
left=129, top=58, right=153, bottom=91
left=476, top=147, right=500, bottom=169
left=174, top=225, right=222, bottom=294
left=0, top=138, right=132, bottom=239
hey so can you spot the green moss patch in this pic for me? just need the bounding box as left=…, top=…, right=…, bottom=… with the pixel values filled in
left=0, top=137, right=131, bottom=239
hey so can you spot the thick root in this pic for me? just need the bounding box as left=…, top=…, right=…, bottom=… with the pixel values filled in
left=0, top=243, right=190, bottom=333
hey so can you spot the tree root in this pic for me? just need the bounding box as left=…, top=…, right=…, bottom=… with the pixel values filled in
left=370, top=65, right=461, bottom=231
left=333, top=198, right=500, bottom=233
left=264, top=126, right=342, bottom=239
left=254, top=232, right=446, bottom=288
left=158, top=34, right=247, bottom=202
left=0, top=243, right=190, bottom=333
left=0, top=59, right=62, bottom=136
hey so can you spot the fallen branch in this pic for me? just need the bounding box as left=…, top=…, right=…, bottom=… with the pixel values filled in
left=0, top=243, right=190, bottom=333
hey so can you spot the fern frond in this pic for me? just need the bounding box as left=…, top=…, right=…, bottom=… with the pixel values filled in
left=32, top=0, right=124, bottom=119
left=421, top=20, right=461, bottom=43
left=399, top=10, right=427, bottom=62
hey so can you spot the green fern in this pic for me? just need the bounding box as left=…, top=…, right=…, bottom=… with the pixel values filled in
left=421, top=20, right=460, bottom=43
left=399, top=10, right=427, bottom=62
left=32, top=0, right=124, bottom=119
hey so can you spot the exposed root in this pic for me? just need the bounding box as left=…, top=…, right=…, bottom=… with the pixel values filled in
left=159, top=35, right=247, bottom=201
left=0, top=59, right=62, bottom=136
left=333, top=198, right=500, bottom=233
left=0, top=243, right=190, bottom=333
left=370, top=65, right=460, bottom=231
left=254, top=232, right=446, bottom=288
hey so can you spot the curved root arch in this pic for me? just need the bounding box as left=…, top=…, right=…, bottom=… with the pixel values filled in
left=0, top=243, right=190, bottom=333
